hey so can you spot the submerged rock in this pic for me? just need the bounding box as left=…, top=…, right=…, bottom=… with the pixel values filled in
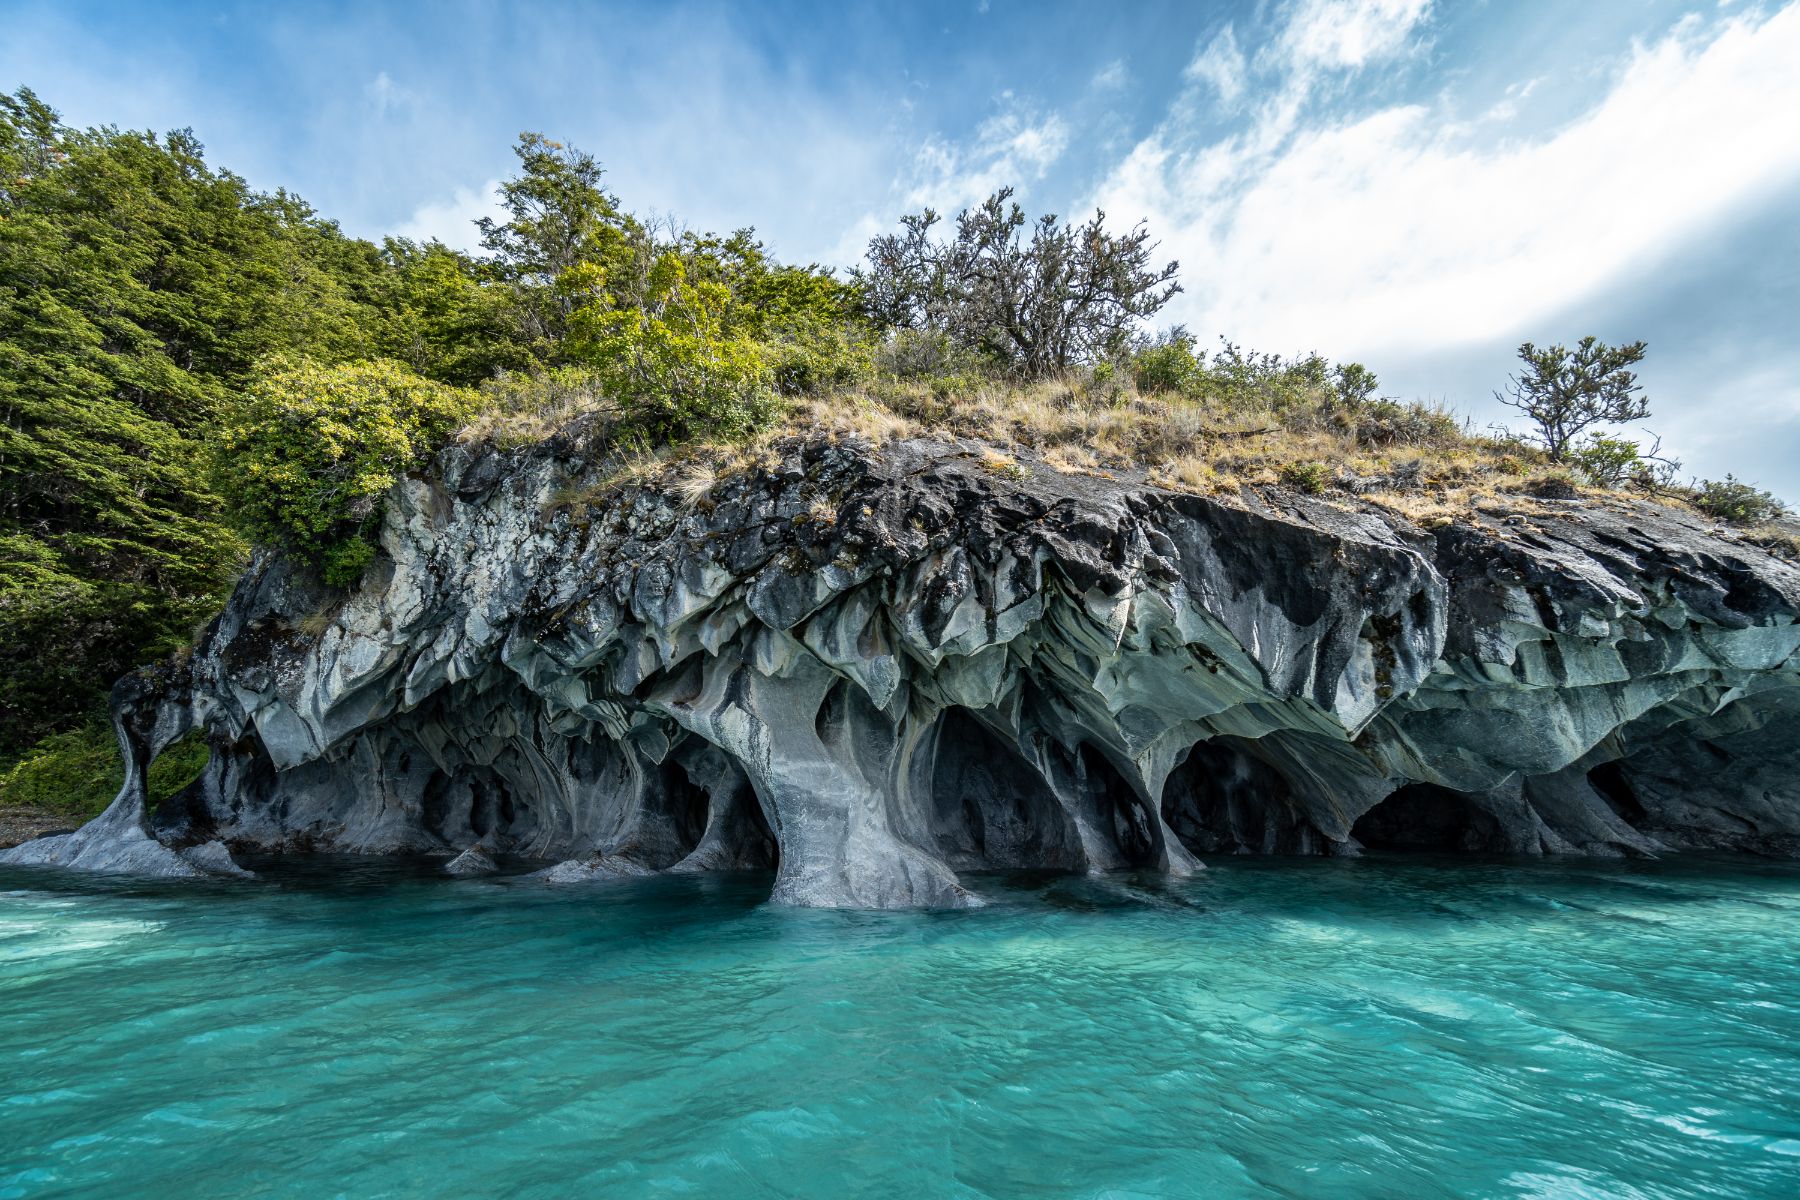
left=15, top=433, right=1800, bottom=905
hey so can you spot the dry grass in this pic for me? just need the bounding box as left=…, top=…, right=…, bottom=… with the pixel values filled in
left=463, top=367, right=1600, bottom=524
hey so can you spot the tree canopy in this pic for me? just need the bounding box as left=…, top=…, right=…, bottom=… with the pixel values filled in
left=853, top=186, right=1180, bottom=378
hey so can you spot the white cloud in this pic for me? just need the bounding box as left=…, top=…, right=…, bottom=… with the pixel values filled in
left=393, top=180, right=503, bottom=252
left=1095, top=6, right=1800, bottom=360
left=1091, top=59, right=1130, bottom=92
left=1185, top=26, right=1247, bottom=104
left=901, top=105, right=1070, bottom=215
left=364, top=71, right=418, bottom=117
left=1278, top=0, right=1434, bottom=71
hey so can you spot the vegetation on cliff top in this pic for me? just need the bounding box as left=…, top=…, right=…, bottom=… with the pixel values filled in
left=1, top=85, right=1789, bottom=804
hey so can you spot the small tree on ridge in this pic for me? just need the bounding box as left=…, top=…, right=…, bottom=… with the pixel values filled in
left=1498, top=336, right=1649, bottom=461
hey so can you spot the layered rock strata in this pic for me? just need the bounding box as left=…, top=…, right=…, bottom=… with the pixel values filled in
left=9, top=433, right=1799, bottom=905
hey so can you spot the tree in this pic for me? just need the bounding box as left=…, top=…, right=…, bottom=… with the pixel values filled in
left=854, top=186, right=1180, bottom=378
left=0, top=89, right=509, bottom=753
left=1498, top=336, right=1649, bottom=461
left=477, top=133, right=645, bottom=354
left=562, top=252, right=776, bottom=443
left=212, top=358, right=475, bottom=586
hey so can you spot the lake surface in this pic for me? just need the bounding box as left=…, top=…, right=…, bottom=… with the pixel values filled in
left=3, top=855, right=1799, bottom=1198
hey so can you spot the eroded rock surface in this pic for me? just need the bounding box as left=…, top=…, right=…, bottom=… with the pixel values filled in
left=9, top=433, right=1798, bottom=904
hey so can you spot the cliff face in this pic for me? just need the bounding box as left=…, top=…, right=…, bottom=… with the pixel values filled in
left=10, top=433, right=1800, bottom=905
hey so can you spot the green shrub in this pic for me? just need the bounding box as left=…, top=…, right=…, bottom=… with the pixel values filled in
left=0, top=724, right=207, bottom=817
left=215, top=358, right=477, bottom=586
left=766, top=321, right=874, bottom=397
left=1280, top=461, right=1333, bottom=495
left=1133, top=329, right=1205, bottom=395
left=874, top=329, right=991, bottom=381
left=1571, top=436, right=1644, bottom=488
left=0, top=723, right=120, bottom=815
left=1692, top=475, right=1785, bottom=525
left=564, top=253, right=779, bottom=443
left=1333, top=362, right=1380, bottom=407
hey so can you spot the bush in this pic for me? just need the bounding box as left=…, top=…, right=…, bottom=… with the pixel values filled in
left=874, top=328, right=990, bottom=381
left=565, top=253, right=779, bottom=444
left=1337, top=399, right=1460, bottom=448
left=1280, top=461, right=1333, bottom=495
left=1570, top=436, right=1644, bottom=488
left=1692, top=475, right=1785, bottom=525
left=1133, top=329, right=1205, bottom=395
left=214, top=358, right=477, bottom=586
left=766, top=321, right=873, bottom=397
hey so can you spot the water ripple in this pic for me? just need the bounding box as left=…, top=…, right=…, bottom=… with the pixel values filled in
left=3, top=855, right=1799, bottom=1198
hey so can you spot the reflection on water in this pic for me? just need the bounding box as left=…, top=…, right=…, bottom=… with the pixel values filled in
left=4, top=854, right=1800, bottom=1199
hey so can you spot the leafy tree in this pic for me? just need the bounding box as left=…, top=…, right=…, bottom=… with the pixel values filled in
left=369, top=238, right=530, bottom=385
left=855, top=186, right=1180, bottom=378
left=563, top=253, right=776, bottom=443
left=477, top=133, right=644, bottom=355
left=1498, top=336, right=1649, bottom=461
left=0, top=89, right=521, bottom=754
left=213, top=358, right=476, bottom=586
left=0, top=89, right=380, bottom=752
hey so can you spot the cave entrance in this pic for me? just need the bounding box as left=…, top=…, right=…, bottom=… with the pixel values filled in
left=1077, top=744, right=1162, bottom=869
left=929, top=710, right=1083, bottom=870
left=1162, top=738, right=1303, bottom=855
left=1351, top=783, right=1505, bottom=852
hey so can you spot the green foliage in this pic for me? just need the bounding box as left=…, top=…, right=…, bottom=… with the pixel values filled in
left=368, top=238, right=531, bottom=385
left=855, top=186, right=1181, bottom=378
left=1333, top=362, right=1380, bottom=407
left=0, top=722, right=211, bottom=817
left=1280, top=461, right=1333, bottom=495
left=1132, top=328, right=1206, bottom=395
left=1571, top=436, right=1646, bottom=488
left=1692, top=475, right=1785, bottom=525
left=563, top=252, right=779, bottom=443
left=0, top=89, right=348, bottom=751
left=0, top=722, right=120, bottom=815
left=1498, top=336, right=1649, bottom=461
left=214, top=359, right=477, bottom=585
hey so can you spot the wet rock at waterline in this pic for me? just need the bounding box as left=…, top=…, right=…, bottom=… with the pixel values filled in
left=443, top=845, right=498, bottom=877
left=8, top=433, right=1800, bottom=905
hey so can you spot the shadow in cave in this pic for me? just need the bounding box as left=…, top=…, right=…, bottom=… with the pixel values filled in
left=1161, top=737, right=1319, bottom=855
left=929, top=709, right=1083, bottom=870
left=1351, top=783, right=1507, bottom=852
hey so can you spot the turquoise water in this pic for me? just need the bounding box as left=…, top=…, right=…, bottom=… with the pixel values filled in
left=4, top=858, right=1800, bottom=1199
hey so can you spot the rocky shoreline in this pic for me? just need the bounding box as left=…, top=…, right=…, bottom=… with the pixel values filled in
left=8, top=431, right=1799, bottom=905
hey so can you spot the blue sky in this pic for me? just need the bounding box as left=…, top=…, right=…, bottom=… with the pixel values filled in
left=6, top=0, right=1799, bottom=495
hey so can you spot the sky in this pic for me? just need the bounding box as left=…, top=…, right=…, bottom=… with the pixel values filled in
left=5, top=0, right=1799, bottom=495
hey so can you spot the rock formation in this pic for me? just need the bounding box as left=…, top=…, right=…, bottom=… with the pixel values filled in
left=8, top=431, right=1799, bottom=905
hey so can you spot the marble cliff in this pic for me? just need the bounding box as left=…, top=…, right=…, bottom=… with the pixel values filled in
left=9, top=430, right=1800, bottom=906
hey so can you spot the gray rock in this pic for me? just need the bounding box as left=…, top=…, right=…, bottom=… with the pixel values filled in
left=37, top=433, right=1800, bottom=906
left=179, top=840, right=256, bottom=878
left=443, top=845, right=498, bottom=876
left=531, top=853, right=656, bottom=883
